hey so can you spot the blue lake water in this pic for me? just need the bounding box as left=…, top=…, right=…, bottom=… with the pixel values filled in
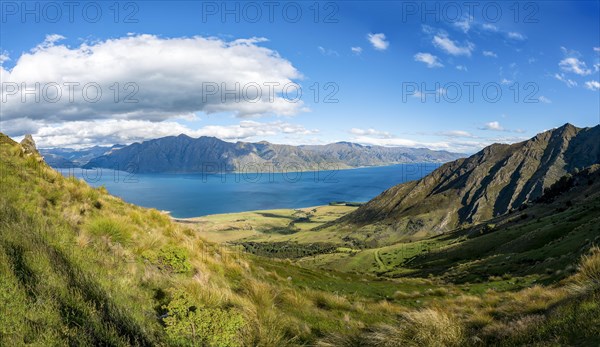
left=56, top=163, right=440, bottom=218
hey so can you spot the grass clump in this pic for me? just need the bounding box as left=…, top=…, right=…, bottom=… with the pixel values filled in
left=576, top=246, right=600, bottom=291
left=87, top=217, right=131, bottom=245
left=366, top=308, right=463, bottom=347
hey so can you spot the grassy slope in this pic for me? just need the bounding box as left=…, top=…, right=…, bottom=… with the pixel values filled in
left=0, top=134, right=412, bottom=345
left=2, top=133, right=600, bottom=346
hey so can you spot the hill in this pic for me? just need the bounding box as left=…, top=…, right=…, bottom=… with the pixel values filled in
left=333, top=123, right=600, bottom=239
left=81, top=135, right=463, bottom=173
left=2, top=131, right=599, bottom=346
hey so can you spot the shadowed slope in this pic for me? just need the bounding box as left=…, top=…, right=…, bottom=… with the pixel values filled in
left=334, top=124, right=600, bottom=238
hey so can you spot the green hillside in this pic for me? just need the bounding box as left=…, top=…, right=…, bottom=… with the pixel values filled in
left=2, top=132, right=600, bottom=346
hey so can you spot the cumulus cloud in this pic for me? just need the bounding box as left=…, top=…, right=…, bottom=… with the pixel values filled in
left=481, top=24, right=499, bottom=32
left=559, top=57, right=592, bottom=76
left=0, top=51, right=10, bottom=64
left=585, top=81, right=600, bottom=91
left=432, top=33, right=474, bottom=56
left=10, top=119, right=318, bottom=148
left=1, top=34, right=305, bottom=123
left=480, top=121, right=504, bottom=131
left=554, top=73, right=577, bottom=88
left=367, top=33, right=389, bottom=51
left=483, top=51, right=497, bottom=58
left=414, top=52, right=443, bottom=68
left=479, top=121, right=528, bottom=133
left=349, top=128, right=393, bottom=139
left=507, top=32, right=526, bottom=40
left=453, top=15, right=473, bottom=33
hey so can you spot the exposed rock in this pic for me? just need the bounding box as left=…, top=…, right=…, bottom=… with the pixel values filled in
left=337, top=123, right=600, bottom=236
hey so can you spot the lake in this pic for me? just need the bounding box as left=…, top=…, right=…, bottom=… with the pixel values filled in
left=56, top=163, right=440, bottom=218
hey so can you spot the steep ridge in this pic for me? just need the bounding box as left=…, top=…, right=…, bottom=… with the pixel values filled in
left=404, top=163, right=600, bottom=282
left=336, top=124, right=600, bottom=238
left=81, top=135, right=463, bottom=173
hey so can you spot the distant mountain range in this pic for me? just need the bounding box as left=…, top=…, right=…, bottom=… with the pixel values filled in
left=332, top=123, right=600, bottom=239
left=40, top=145, right=125, bottom=168
left=69, top=135, right=465, bottom=173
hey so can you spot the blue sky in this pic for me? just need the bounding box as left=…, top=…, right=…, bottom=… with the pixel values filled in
left=1, top=1, right=599, bottom=152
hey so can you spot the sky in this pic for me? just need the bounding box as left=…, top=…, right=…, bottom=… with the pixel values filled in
left=1, top=0, right=599, bottom=153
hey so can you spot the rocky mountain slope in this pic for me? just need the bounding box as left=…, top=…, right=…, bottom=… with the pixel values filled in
left=81, top=135, right=463, bottom=173
left=335, top=123, right=600, bottom=238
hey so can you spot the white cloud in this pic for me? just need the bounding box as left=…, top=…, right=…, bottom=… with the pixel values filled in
left=559, top=57, right=592, bottom=75
left=483, top=51, right=497, bottom=58
left=351, top=46, right=363, bottom=55
left=538, top=96, right=552, bottom=104
left=432, top=33, right=474, bottom=56
left=0, top=51, right=9, bottom=64
left=594, top=47, right=600, bottom=53
left=350, top=135, right=518, bottom=154
left=453, top=16, right=473, bottom=33
left=585, top=81, right=600, bottom=91
left=507, top=32, right=526, bottom=40
left=455, top=65, right=468, bottom=71
left=367, top=33, right=389, bottom=51
left=414, top=52, right=443, bottom=68
left=500, top=78, right=513, bottom=85
left=1, top=34, right=305, bottom=123
left=421, top=25, right=435, bottom=34
left=318, top=46, right=339, bottom=56
left=13, top=119, right=319, bottom=148
left=481, top=24, right=499, bottom=32
left=480, top=121, right=504, bottom=131
left=437, top=130, right=475, bottom=138
left=349, top=128, right=393, bottom=139
left=33, top=34, right=66, bottom=52
left=554, top=73, right=577, bottom=88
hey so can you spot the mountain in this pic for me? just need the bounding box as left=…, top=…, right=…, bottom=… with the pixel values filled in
left=402, top=163, right=600, bottom=282
left=39, top=144, right=126, bottom=167
left=81, top=135, right=463, bottom=173
left=333, top=123, right=600, bottom=239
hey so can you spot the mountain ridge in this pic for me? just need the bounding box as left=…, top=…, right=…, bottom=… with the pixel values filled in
left=79, top=136, right=464, bottom=173
left=332, top=123, right=600, bottom=239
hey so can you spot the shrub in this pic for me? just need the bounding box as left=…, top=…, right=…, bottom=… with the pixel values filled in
left=144, top=245, right=192, bottom=274
left=162, top=290, right=244, bottom=347
left=87, top=217, right=131, bottom=244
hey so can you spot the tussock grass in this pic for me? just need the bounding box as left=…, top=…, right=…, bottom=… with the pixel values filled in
left=3, top=135, right=600, bottom=346
left=87, top=216, right=131, bottom=245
